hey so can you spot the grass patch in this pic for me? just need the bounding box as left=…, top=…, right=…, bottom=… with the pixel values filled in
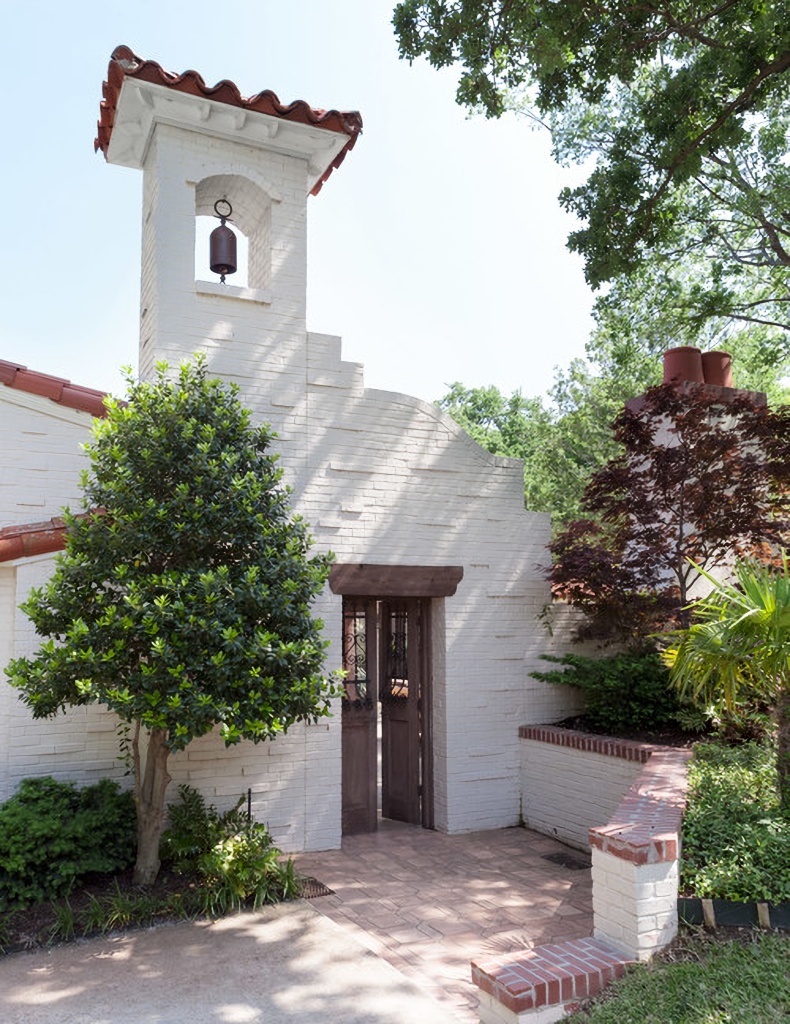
left=565, top=930, right=790, bottom=1022
left=682, top=740, right=789, bottom=903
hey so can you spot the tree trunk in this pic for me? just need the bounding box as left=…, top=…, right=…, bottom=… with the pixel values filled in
left=777, top=687, right=790, bottom=817
left=132, top=726, right=172, bottom=886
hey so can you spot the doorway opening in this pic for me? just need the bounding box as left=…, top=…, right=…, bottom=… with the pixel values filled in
left=341, top=597, right=433, bottom=834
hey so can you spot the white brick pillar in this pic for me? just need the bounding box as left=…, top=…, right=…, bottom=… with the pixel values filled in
left=589, top=749, right=691, bottom=961
left=591, top=846, right=680, bottom=960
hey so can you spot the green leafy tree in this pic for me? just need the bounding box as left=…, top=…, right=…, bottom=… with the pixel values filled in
left=6, top=360, right=335, bottom=886
left=664, top=555, right=790, bottom=814
left=439, top=375, right=639, bottom=525
left=437, top=383, right=577, bottom=517
left=393, top=0, right=790, bottom=340
left=545, top=82, right=790, bottom=336
left=438, top=331, right=788, bottom=529
left=438, top=381, right=598, bottom=524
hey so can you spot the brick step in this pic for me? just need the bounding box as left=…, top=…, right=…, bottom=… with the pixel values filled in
left=472, top=937, right=635, bottom=1024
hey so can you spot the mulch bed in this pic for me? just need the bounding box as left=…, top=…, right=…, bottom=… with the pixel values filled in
left=552, top=715, right=703, bottom=748
left=0, top=869, right=196, bottom=955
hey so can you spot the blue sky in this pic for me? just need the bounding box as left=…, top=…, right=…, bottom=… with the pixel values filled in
left=0, top=0, right=595, bottom=404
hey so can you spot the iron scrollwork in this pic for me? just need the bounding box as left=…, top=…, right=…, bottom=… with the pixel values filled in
left=342, top=598, right=373, bottom=710
left=381, top=604, right=409, bottom=702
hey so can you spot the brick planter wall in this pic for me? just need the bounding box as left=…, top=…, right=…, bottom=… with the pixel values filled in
left=519, top=726, right=691, bottom=961
left=475, top=728, right=693, bottom=1022
left=589, top=746, right=691, bottom=959
left=519, top=726, right=652, bottom=850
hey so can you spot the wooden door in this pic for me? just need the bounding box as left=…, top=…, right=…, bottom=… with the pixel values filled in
left=340, top=599, right=377, bottom=834
left=380, top=599, right=433, bottom=828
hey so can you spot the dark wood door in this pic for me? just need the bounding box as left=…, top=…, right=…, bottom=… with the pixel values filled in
left=341, top=596, right=433, bottom=834
left=340, top=599, right=377, bottom=834
left=380, top=599, right=433, bottom=828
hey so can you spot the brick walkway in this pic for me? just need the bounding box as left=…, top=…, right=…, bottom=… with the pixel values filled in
left=294, top=820, right=594, bottom=1022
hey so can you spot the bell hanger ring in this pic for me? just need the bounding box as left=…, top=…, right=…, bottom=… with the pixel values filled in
left=214, top=198, right=233, bottom=222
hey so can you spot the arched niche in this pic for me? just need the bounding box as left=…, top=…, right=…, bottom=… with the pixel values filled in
left=195, top=174, right=274, bottom=291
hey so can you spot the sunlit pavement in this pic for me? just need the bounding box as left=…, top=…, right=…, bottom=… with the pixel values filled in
left=0, top=823, right=592, bottom=1024
left=295, top=820, right=594, bottom=1022
left=0, top=902, right=460, bottom=1024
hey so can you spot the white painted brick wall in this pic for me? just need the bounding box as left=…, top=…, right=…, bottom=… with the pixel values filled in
left=0, top=109, right=583, bottom=850
left=0, top=390, right=94, bottom=527
left=592, top=848, right=679, bottom=960
left=521, top=742, right=643, bottom=850
left=523, top=603, right=605, bottom=725
left=477, top=990, right=569, bottom=1024
left=0, top=556, right=128, bottom=803
left=0, top=566, right=16, bottom=793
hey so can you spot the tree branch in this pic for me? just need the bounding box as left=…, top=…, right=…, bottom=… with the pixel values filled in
left=639, top=50, right=790, bottom=244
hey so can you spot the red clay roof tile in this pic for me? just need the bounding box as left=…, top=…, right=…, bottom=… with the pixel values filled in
left=95, top=45, right=363, bottom=196
left=0, top=360, right=110, bottom=418
left=0, top=516, right=69, bottom=562
left=0, top=511, right=106, bottom=563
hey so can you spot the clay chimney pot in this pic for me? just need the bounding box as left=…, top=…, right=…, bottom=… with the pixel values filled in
left=663, top=346, right=704, bottom=384
left=701, top=350, right=733, bottom=388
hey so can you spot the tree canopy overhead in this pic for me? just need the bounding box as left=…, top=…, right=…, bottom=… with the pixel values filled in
left=393, top=1, right=790, bottom=334
left=7, top=360, right=335, bottom=886
left=395, top=0, right=790, bottom=115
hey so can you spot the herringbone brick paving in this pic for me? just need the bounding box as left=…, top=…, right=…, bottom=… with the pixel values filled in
left=295, top=820, right=594, bottom=1022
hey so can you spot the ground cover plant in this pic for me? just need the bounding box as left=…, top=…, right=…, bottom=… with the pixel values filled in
left=564, top=929, right=789, bottom=1023
left=0, top=781, right=300, bottom=955
left=160, top=785, right=300, bottom=916
left=681, top=740, right=789, bottom=905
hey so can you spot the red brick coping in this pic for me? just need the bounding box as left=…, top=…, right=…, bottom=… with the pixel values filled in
left=472, top=938, right=634, bottom=1016
left=589, top=746, right=691, bottom=864
left=519, top=725, right=654, bottom=763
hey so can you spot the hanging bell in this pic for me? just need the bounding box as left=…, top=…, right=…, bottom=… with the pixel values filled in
left=209, top=199, right=237, bottom=283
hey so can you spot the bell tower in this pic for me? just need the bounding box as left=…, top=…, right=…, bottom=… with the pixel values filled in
left=95, top=46, right=362, bottom=395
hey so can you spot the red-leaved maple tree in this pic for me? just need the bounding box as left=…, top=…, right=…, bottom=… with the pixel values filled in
left=550, top=383, right=790, bottom=646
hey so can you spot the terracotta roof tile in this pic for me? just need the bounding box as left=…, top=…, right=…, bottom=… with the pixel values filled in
left=1, top=360, right=112, bottom=418
left=0, top=512, right=104, bottom=563
left=95, top=45, right=363, bottom=195
left=0, top=509, right=107, bottom=563
left=0, top=516, right=70, bottom=562
left=1, top=360, right=110, bottom=418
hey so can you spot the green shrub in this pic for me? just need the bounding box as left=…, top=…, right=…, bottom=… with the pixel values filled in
left=0, top=777, right=135, bottom=910
left=682, top=740, right=789, bottom=903
left=160, top=785, right=300, bottom=914
left=530, top=652, right=692, bottom=734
